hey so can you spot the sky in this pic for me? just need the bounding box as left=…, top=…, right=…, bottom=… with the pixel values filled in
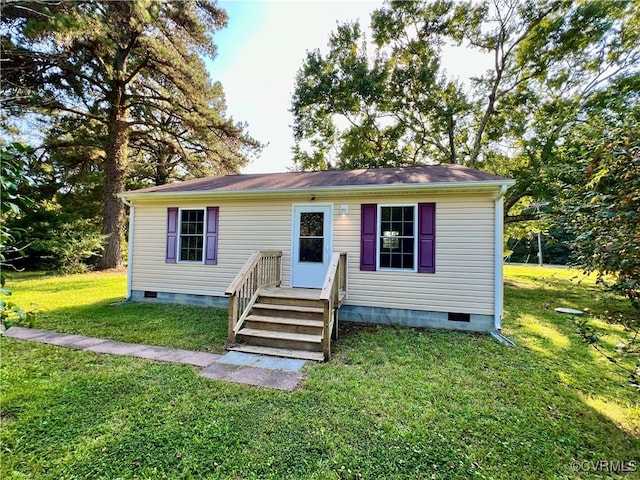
left=208, top=1, right=489, bottom=174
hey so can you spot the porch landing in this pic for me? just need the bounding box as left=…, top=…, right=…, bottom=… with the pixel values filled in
left=259, top=287, right=323, bottom=301
left=259, top=286, right=347, bottom=305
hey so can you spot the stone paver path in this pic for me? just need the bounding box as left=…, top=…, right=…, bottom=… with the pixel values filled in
left=3, top=326, right=304, bottom=392
left=200, top=351, right=305, bottom=391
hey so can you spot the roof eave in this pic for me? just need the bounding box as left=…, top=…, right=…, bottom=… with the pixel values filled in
left=118, top=179, right=517, bottom=202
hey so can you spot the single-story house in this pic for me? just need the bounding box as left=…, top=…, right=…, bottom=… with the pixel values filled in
left=119, top=165, right=515, bottom=360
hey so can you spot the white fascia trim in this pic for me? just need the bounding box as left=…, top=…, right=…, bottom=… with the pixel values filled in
left=494, top=185, right=508, bottom=331
left=118, top=179, right=516, bottom=202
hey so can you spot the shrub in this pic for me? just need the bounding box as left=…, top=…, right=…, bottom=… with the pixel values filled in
left=30, top=216, right=105, bottom=274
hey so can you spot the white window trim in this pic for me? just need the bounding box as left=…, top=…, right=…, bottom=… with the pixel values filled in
left=376, top=203, right=418, bottom=272
left=177, top=207, right=206, bottom=264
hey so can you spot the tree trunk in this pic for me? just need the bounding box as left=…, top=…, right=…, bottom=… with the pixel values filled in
left=154, top=152, right=170, bottom=186
left=98, top=85, right=128, bottom=270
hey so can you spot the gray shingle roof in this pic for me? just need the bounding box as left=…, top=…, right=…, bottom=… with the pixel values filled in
left=126, top=165, right=512, bottom=195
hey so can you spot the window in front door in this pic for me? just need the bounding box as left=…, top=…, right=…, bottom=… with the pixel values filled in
left=299, top=212, right=324, bottom=263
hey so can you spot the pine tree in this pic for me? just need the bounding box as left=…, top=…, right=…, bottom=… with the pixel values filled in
left=1, top=0, right=260, bottom=268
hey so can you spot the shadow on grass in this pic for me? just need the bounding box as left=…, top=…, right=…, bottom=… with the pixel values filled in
left=502, top=278, right=639, bottom=436
left=331, top=322, right=640, bottom=467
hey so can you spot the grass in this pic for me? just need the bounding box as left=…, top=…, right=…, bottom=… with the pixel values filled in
left=1, top=266, right=639, bottom=479
left=2, top=270, right=226, bottom=352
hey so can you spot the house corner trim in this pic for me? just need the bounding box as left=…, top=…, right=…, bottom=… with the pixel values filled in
left=494, top=185, right=507, bottom=330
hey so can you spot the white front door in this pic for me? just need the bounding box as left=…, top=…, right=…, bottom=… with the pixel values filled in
left=291, top=204, right=333, bottom=288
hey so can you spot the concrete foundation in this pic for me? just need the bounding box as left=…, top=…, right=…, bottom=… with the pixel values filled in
left=338, top=304, right=494, bottom=332
left=131, top=290, right=228, bottom=309
left=131, top=290, right=493, bottom=333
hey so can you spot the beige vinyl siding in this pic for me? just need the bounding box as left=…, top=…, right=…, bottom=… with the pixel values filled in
left=131, top=191, right=496, bottom=315
left=132, top=198, right=294, bottom=297
left=332, top=194, right=495, bottom=315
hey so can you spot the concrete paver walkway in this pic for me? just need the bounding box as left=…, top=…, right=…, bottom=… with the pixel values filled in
left=3, top=326, right=304, bottom=392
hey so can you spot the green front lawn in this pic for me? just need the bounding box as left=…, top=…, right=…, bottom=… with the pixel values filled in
left=1, top=266, right=638, bottom=479
left=1, top=271, right=226, bottom=352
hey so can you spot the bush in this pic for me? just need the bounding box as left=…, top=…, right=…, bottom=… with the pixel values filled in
left=31, top=217, right=105, bottom=274
left=1, top=142, right=41, bottom=328
left=4, top=200, right=105, bottom=273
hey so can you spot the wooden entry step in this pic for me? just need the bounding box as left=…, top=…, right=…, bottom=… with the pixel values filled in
left=245, top=315, right=324, bottom=335
left=257, top=287, right=324, bottom=308
left=236, top=328, right=322, bottom=352
left=252, top=303, right=324, bottom=320
left=227, top=344, right=325, bottom=362
left=260, top=287, right=323, bottom=300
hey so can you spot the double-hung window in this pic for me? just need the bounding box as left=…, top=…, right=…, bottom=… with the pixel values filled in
left=179, top=209, right=205, bottom=262
left=361, top=202, right=435, bottom=273
left=378, top=205, right=416, bottom=270
left=166, top=207, right=219, bottom=264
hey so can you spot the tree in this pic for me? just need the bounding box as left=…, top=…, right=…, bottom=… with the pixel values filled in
left=556, top=103, right=639, bottom=387
left=127, top=93, right=257, bottom=187
left=0, top=142, right=33, bottom=255
left=0, top=128, right=108, bottom=272
left=1, top=0, right=261, bottom=269
left=291, top=0, right=639, bottom=223
left=0, top=142, right=41, bottom=328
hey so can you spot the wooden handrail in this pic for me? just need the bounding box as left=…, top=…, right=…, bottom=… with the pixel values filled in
left=225, top=251, right=260, bottom=296
left=225, top=250, right=282, bottom=343
left=320, top=252, right=347, bottom=360
left=320, top=253, right=340, bottom=300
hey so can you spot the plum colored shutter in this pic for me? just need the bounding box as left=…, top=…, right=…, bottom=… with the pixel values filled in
left=205, top=206, right=219, bottom=265
left=166, top=207, right=178, bottom=263
left=418, top=203, right=436, bottom=273
left=360, top=204, right=377, bottom=271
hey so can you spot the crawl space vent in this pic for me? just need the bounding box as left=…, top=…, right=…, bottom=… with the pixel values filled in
left=448, top=312, right=471, bottom=323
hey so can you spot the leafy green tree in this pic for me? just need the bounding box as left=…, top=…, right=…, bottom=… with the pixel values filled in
left=291, top=0, right=639, bottom=223
left=0, top=142, right=41, bottom=271
left=0, top=142, right=41, bottom=328
left=555, top=104, right=639, bottom=386
left=0, top=143, right=33, bottom=224
left=1, top=0, right=261, bottom=269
